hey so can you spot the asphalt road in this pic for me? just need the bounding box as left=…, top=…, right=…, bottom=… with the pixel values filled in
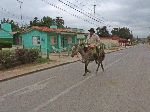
left=0, top=44, right=150, bottom=112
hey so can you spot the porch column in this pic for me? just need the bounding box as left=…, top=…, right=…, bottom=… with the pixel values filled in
left=74, top=35, right=77, bottom=44
left=58, top=34, right=61, bottom=49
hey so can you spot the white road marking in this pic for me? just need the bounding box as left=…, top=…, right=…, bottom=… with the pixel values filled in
left=29, top=54, right=129, bottom=112
left=16, top=81, right=49, bottom=96
left=0, top=76, right=56, bottom=99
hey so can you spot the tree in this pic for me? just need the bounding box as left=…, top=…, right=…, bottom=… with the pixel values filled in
left=41, top=16, right=53, bottom=27
left=147, top=35, right=150, bottom=44
left=111, top=28, right=119, bottom=36
left=30, top=16, right=54, bottom=27
left=96, top=26, right=110, bottom=37
left=111, top=27, right=133, bottom=40
left=54, top=17, right=64, bottom=28
left=1, top=18, right=20, bottom=31
left=30, top=17, right=40, bottom=26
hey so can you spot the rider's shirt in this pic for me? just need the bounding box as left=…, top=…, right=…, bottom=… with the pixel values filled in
left=86, top=33, right=100, bottom=47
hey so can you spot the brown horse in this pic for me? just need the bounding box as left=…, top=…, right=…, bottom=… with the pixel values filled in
left=71, top=44, right=105, bottom=76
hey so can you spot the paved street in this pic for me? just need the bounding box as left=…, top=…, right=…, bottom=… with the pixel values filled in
left=0, top=44, right=150, bottom=112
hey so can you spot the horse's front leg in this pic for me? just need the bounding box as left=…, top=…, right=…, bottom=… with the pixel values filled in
left=96, top=62, right=100, bottom=72
left=83, top=63, right=87, bottom=76
left=83, top=61, right=91, bottom=76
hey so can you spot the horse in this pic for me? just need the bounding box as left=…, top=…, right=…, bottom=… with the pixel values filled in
left=71, top=43, right=105, bottom=76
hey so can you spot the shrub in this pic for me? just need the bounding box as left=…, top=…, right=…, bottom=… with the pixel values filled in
left=0, top=49, right=40, bottom=69
left=35, top=58, right=49, bottom=64
left=0, top=50, right=17, bottom=68
left=111, top=43, right=118, bottom=47
left=0, top=40, right=12, bottom=48
left=99, top=42, right=106, bottom=49
left=15, top=49, right=40, bottom=64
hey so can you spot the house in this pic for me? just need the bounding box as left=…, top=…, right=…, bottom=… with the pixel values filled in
left=0, top=23, right=13, bottom=43
left=100, top=36, right=129, bottom=49
left=13, top=31, right=22, bottom=45
left=77, top=33, right=87, bottom=44
left=68, top=28, right=86, bottom=44
left=21, top=26, right=80, bottom=54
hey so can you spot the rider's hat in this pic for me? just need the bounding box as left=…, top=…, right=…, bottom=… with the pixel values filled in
left=88, top=28, right=95, bottom=33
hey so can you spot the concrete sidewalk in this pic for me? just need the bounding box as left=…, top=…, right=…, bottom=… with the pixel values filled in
left=0, top=54, right=79, bottom=81
left=0, top=47, right=124, bottom=81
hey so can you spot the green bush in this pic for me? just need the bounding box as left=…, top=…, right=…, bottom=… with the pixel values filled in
left=0, top=40, right=12, bottom=48
left=0, top=50, right=17, bottom=68
left=15, top=49, right=40, bottom=64
left=0, top=49, right=40, bottom=69
left=99, top=42, right=106, bottom=49
left=35, top=58, right=49, bottom=64
left=111, top=43, right=118, bottom=47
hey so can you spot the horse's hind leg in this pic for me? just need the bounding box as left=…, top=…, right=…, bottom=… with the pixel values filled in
left=101, top=62, right=104, bottom=71
left=96, top=62, right=104, bottom=72
left=87, top=69, right=91, bottom=73
left=96, top=62, right=100, bottom=72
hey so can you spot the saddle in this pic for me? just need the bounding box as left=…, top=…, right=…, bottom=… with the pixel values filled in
left=84, top=44, right=98, bottom=54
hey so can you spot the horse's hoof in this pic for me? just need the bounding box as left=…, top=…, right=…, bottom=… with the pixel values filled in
left=87, top=70, right=91, bottom=73
left=88, top=71, right=91, bottom=73
left=83, top=74, right=86, bottom=76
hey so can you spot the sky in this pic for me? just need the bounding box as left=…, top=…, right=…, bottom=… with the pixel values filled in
left=0, top=0, right=150, bottom=38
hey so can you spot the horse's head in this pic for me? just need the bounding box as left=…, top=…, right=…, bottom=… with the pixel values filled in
left=71, top=44, right=80, bottom=57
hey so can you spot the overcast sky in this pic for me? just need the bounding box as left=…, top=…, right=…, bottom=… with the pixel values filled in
left=0, top=0, right=150, bottom=38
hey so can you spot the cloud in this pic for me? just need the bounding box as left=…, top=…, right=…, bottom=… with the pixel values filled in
left=0, top=0, right=150, bottom=38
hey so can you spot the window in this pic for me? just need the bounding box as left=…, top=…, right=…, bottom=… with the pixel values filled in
left=32, top=36, right=40, bottom=45
left=51, top=36, right=57, bottom=45
left=68, top=37, right=72, bottom=44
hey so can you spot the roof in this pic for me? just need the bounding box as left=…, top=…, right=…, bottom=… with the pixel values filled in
left=111, top=36, right=121, bottom=40
left=119, top=38, right=128, bottom=43
left=101, top=37, right=112, bottom=40
left=22, top=26, right=79, bottom=34
left=0, top=28, right=13, bottom=38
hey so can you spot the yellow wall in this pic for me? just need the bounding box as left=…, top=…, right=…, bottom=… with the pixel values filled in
left=100, top=38, right=119, bottom=49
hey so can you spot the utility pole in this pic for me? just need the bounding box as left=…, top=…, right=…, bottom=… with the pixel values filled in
left=94, top=5, right=96, bottom=15
left=17, top=0, right=23, bottom=25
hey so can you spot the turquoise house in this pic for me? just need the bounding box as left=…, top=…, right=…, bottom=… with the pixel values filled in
left=69, top=28, right=87, bottom=44
left=21, top=26, right=78, bottom=54
left=77, top=33, right=87, bottom=44
left=0, top=23, right=13, bottom=42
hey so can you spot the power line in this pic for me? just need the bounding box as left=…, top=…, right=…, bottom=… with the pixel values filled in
left=41, top=0, right=99, bottom=27
left=0, top=7, right=31, bottom=25
left=57, top=0, right=102, bottom=23
left=1, top=8, right=20, bottom=20
left=67, top=0, right=93, bottom=12
left=61, top=0, right=98, bottom=18
left=57, top=0, right=116, bottom=28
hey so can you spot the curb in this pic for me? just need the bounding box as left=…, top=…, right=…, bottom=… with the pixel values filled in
left=0, top=60, right=79, bottom=82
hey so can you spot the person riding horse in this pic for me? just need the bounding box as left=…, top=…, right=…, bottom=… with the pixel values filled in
left=71, top=28, right=105, bottom=76
left=84, top=28, right=100, bottom=61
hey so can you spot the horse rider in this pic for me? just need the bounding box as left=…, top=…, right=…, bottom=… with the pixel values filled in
left=84, top=28, right=100, bottom=58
